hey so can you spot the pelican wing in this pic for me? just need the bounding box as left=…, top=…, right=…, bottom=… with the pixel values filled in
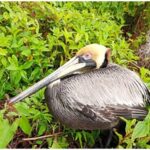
left=75, top=102, right=116, bottom=123
left=75, top=102, right=148, bottom=122
left=106, top=105, right=148, bottom=120
left=60, top=63, right=150, bottom=120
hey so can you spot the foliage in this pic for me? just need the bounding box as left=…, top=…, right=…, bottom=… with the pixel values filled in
left=0, top=110, right=19, bottom=148
left=0, top=1, right=149, bottom=148
left=116, top=109, right=150, bottom=148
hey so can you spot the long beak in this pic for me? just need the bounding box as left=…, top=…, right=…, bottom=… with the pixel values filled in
left=8, top=56, right=96, bottom=104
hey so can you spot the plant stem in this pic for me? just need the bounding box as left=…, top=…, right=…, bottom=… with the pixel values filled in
left=22, top=132, right=63, bottom=141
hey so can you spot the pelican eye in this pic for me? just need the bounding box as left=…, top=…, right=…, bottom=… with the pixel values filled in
left=82, top=53, right=92, bottom=60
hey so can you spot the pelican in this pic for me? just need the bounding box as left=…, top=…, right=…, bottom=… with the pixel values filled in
left=9, top=44, right=150, bottom=130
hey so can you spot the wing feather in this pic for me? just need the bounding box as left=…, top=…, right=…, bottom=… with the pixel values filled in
left=59, top=63, right=150, bottom=120
left=76, top=102, right=148, bottom=121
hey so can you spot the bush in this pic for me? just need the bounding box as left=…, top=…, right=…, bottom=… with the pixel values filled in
left=0, top=2, right=149, bottom=148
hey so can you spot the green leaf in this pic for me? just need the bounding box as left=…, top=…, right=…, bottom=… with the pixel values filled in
left=0, top=118, right=19, bottom=148
left=75, top=33, right=82, bottom=43
left=36, top=140, right=43, bottom=145
left=51, top=137, right=68, bottom=148
left=12, top=55, right=18, bottom=66
left=75, top=132, right=83, bottom=148
left=3, top=12, right=9, bottom=20
left=29, top=67, right=41, bottom=81
left=125, top=119, right=136, bottom=135
left=19, top=116, right=32, bottom=136
left=8, top=55, right=18, bottom=66
left=0, top=48, right=7, bottom=56
left=47, top=138, right=53, bottom=147
left=0, top=36, right=10, bottom=47
left=38, top=124, right=46, bottom=136
left=132, top=121, right=149, bottom=141
left=0, top=69, right=5, bottom=80
left=20, top=61, right=33, bottom=70
left=51, top=138, right=61, bottom=148
left=7, top=65, right=19, bottom=70
left=145, top=109, right=150, bottom=121
left=11, top=118, right=20, bottom=133
left=7, top=55, right=19, bottom=70
left=21, top=49, right=31, bottom=57
left=20, top=70, right=28, bottom=82
left=115, top=130, right=123, bottom=143
left=1, top=57, right=8, bottom=67
left=15, top=103, right=30, bottom=116
left=10, top=71, right=21, bottom=85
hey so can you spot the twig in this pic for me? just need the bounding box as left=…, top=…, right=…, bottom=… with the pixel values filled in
left=22, top=132, right=63, bottom=141
left=130, top=62, right=141, bottom=69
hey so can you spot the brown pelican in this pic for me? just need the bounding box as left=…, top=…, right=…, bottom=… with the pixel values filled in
left=9, top=44, right=150, bottom=130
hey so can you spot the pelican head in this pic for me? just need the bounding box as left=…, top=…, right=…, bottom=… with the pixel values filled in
left=77, top=44, right=111, bottom=69
left=9, top=44, right=111, bottom=104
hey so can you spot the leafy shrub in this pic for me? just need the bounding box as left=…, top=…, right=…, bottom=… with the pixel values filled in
left=0, top=2, right=149, bottom=148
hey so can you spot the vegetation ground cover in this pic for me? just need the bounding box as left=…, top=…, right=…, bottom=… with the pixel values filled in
left=0, top=2, right=150, bottom=148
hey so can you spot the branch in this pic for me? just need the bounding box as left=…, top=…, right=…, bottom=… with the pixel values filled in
left=22, top=132, right=63, bottom=141
left=130, top=62, right=141, bottom=69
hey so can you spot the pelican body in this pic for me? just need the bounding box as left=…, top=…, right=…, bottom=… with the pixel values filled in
left=9, top=44, right=150, bottom=130
left=45, top=63, right=150, bottom=130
